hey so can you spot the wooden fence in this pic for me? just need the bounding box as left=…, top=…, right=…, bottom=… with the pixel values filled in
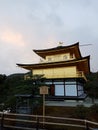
left=0, top=112, right=98, bottom=130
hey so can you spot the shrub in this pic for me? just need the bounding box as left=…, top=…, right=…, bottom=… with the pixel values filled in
left=90, top=104, right=98, bottom=113
left=74, top=105, right=87, bottom=119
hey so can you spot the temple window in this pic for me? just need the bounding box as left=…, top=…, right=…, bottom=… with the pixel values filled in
left=70, top=54, right=75, bottom=59
left=63, top=55, right=68, bottom=60
left=48, top=57, right=52, bottom=62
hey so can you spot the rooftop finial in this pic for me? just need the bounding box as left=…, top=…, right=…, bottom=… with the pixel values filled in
left=58, top=42, right=63, bottom=47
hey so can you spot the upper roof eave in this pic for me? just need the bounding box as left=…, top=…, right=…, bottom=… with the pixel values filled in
left=33, top=42, right=81, bottom=58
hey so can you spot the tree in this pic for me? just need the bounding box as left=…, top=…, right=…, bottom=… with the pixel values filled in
left=85, top=72, right=98, bottom=103
left=0, top=74, right=6, bottom=84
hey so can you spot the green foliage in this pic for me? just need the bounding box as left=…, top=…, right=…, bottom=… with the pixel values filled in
left=0, top=73, right=33, bottom=110
left=90, top=104, right=98, bottom=113
left=0, top=74, right=7, bottom=103
left=74, top=105, right=87, bottom=119
left=0, top=74, right=6, bottom=83
left=85, top=72, right=98, bottom=98
left=0, top=73, right=46, bottom=111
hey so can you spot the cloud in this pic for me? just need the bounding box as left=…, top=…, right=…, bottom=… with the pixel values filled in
left=0, top=0, right=98, bottom=75
left=0, top=27, right=25, bottom=47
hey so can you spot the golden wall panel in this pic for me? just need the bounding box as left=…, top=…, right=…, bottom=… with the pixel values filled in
left=33, top=66, right=77, bottom=78
left=45, top=53, right=75, bottom=62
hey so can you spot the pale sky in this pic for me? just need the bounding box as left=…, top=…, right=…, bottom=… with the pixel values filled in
left=0, top=0, right=98, bottom=75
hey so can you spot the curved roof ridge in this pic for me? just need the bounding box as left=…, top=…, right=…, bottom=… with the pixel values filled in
left=33, top=42, right=79, bottom=52
left=33, top=42, right=81, bottom=59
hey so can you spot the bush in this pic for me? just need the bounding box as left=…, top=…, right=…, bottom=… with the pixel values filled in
left=74, top=105, right=87, bottom=119
left=90, top=104, right=98, bottom=113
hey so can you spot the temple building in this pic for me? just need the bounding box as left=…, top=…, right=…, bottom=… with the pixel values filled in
left=17, top=42, right=90, bottom=100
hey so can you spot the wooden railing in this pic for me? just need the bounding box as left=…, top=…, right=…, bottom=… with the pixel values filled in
left=0, top=112, right=98, bottom=130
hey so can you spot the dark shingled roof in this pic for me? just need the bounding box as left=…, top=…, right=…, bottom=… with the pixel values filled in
left=33, top=42, right=82, bottom=59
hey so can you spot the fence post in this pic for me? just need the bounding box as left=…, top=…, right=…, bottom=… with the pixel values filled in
left=1, top=112, right=4, bottom=130
left=36, top=117, right=39, bottom=130
left=85, top=120, right=90, bottom=130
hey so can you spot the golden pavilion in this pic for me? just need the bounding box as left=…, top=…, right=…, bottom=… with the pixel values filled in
left=17, top=42, right=90, bottom=100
